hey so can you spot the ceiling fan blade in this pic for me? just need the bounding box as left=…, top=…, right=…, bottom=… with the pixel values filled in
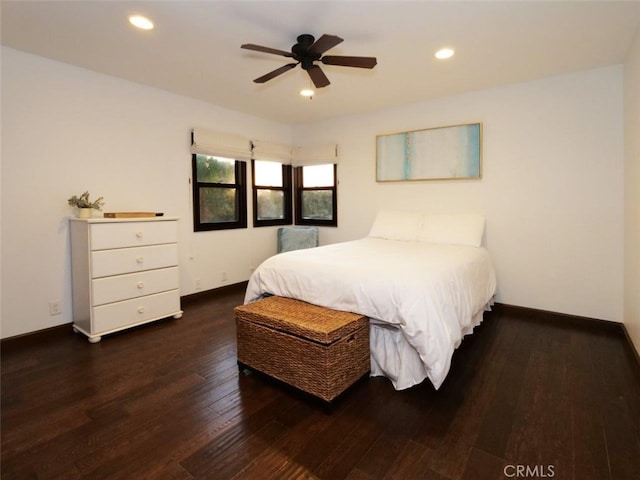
left=241, top=43, right=293, bottom=58
left=253, top=63, right=298, bottom=83
left=307, top=65, right=330, bottom=88
left=321, top=55, right=377, bottom=69
left=308, top=34, right=343, bottom=56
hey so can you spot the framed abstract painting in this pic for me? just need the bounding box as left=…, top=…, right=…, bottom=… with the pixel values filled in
left=376, top=122, right=482, bottom=182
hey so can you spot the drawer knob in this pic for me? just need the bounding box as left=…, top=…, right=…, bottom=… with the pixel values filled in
left=137, top=306, right=145, bottom=314
left=137, top=281, right=144, bottom=289
left=136, top=256, right=144, bottom=264
left=136, top=232, right=144, bottom=238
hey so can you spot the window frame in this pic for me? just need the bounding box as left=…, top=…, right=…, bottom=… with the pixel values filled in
left=251, top=160, right=293, bottom=228
left=192, top=153, right=247, bottom=231
left=294, top=163, right=338, bottom=227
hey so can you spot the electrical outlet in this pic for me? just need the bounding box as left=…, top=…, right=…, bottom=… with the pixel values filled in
left=195, top=278, right=201, bottom=290
left=49, top=301, right=61, bottom=316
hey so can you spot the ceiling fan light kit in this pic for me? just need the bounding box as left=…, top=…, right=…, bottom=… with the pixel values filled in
left=435, top=47, right=455, bottom=59
left=241, top=34, right=377, bottom=89
left=128, top=15, right=154, bottom=30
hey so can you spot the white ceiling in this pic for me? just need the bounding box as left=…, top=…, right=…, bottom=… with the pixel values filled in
left=2, top=1, right=639, bottom=125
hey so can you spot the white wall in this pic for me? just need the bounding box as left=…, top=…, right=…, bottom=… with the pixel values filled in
left=624, top=28, right=640, bottom=353
left=295, top=66, right=625, bottom=323
left=1, top=47, right=627, bottom=339
left=1, top=47, right=292, bottom=338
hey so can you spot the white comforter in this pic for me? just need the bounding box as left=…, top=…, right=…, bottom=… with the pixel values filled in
left=244, top=237, right=497, bottom=390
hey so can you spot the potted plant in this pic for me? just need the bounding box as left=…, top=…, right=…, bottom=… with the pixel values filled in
left=68, top=191, right=105, bottom=218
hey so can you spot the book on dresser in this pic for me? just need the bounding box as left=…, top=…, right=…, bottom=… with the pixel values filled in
left=69, top=216, right=182, bottom=343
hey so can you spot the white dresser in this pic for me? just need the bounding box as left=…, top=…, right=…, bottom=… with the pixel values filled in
left=69, top=216, right=182, bottom=343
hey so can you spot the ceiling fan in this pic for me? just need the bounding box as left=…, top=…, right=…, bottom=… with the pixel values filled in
left=241, top=34, right=377, bottom=88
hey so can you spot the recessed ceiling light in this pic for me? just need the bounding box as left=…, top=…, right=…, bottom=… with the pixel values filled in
left=435, top=48, right=455, bottom=60
left=129, top=15, right=154, bottom=30
left=300, top=88, right=314, bottom=98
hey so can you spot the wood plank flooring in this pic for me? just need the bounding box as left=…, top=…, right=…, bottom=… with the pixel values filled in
left=2, top=284, right=639, bottom=479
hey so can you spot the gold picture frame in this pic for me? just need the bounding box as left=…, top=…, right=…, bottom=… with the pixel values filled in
left=376, top=122, right=482, bottom=182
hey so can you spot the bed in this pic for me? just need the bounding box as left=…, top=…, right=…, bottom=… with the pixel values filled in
left=244, top=211, right=497, bottom=390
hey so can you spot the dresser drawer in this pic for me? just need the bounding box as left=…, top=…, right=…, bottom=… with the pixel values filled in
left=91, top=244, right=178, bottom=278
left=93, top=290, right=180, bottom=333
left=92, top=267, right=179, bottom=306
left=90, top=221, right=177, bottom=250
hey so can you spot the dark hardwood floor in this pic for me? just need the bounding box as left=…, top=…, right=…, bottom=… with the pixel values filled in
left=2, top=284, right=639, bottom=480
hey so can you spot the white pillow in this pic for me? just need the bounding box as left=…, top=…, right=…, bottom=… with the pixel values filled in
left=368, top=210, right=423, bottom=241
left=418, top=214, right=485, bottom=247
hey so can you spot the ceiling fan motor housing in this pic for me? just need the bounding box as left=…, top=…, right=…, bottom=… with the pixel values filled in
left=292, top=34, right=321, bottom=70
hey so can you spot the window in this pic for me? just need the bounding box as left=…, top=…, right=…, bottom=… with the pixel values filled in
left=252, top=160, right=292, bottom=227
left=192, top=154, right=247, bottom=231
left=295, top=164, right=337, bottom=227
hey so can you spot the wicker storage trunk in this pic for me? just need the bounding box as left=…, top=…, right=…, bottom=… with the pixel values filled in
left=235, top=296, right=370, bottom=402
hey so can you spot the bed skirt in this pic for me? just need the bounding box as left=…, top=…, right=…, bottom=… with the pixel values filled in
left=369, top=301, right=492, bottom=390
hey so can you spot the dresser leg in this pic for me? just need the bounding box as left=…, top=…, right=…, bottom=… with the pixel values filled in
left=88, top=336, right=102, bottom=344
left=173, top=312, right=183, bottom=319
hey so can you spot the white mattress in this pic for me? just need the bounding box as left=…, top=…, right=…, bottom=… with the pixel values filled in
left=244, top=237, right=497, bottom=390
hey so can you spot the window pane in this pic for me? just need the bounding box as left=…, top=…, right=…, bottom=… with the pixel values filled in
left=196, top=155, right=236, bottom=183
left=301, top=190, right=333, bottom=220
left=302, top=164, right=334, bottom=187
left=199, top=187, right=238, bottom=223
left=257, top=190, right=285, bottom=220
left=255, top=160, right=283, bottom=187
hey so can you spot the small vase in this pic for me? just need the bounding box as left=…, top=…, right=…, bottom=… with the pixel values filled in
left=77, top=208, right=93, bottom=218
